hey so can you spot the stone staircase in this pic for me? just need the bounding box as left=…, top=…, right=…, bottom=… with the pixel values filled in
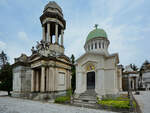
left=73, top=90, right=98, bottom=108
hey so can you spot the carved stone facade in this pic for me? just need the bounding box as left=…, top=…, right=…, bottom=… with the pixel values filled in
left=12, top=1, right=71, bottom=100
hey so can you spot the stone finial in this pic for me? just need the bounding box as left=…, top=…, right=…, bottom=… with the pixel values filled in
left=14, top=53, right=28, bottom=63
left=124, top=65, right=133, bottom=72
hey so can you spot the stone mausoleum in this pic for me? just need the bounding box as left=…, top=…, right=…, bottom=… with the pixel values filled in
left=75, top=25, right=123, bottom=99
left=12, top=1, right=72, bottom=100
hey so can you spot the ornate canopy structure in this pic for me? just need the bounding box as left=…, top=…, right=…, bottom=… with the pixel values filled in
left=12, top=1, right=72, bottom=100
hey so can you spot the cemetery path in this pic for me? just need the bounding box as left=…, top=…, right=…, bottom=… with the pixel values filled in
left=0, top=96, right=117, bottom=113
left=134, top=91, right=150, bottom=113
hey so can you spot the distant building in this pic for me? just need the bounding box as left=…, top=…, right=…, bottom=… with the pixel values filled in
left=140, top=64, right=150, bottom=90
left=122, top=65, right=139, bottom=91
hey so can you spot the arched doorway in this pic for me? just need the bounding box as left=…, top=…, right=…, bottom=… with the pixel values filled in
left=87, top=71, right=95, bottom=89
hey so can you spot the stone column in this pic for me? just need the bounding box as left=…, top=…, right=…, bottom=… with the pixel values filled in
left=42, top=26, right=46, bottom=41
left=31, top=69, right=35, bottom=92
left=41, top=67, right=45, bottom=92
left=82, top=72, right=86, bottom=92
left=66, top=71, right=68, bottom=89
left=75, top=72, right=83, bottom=93
left=46, top=68, right=49, bottom=92
left=47, top=23, right=51, bottom=43
left=68, top=71, right=71, bottom=89
left=61, top=29, right=64, bottom=46
left=55, top=23, right=58, bottom=44
left=54, top=68, right=57, bottom=91
left=48, top=67, right=52, bottom=91
left=96, top=69, right=105, bottom=95
left=114, top=70, right=117, bottom=89
left=36, top=71, right=39, bottom=92
left=120, top=75, right=122, bottom=91
left=132, top=79, right=134, bottom=90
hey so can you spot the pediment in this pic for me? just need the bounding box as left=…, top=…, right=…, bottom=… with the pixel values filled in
left=29, top=54, right=42, bottom=63
left=57, top=55, right=71, bottom=64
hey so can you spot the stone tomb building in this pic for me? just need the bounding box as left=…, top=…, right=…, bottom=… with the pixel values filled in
left=140, top=64, right=150, bottom=90
left=12, top=2, right=72, bottom=100
left=75, top=26, right=122, bottom=99
left=122, top=65, right=139, bottom=91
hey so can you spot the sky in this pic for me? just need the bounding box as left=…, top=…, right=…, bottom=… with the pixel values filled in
left=0, top=0, right=150, bottom=68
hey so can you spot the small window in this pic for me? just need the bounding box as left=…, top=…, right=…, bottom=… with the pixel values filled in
left=91, top=43, right=93, bottom=49
left=95, top=42, right=97, bottom=49
left=88, top=45, right=90, bottom=50
left=99, top=42, right=101, bottom=48
left=103, top=42, right=104, bottom=48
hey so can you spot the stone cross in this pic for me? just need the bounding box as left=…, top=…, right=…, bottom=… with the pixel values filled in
left=94, top=24, right=98, bottom=29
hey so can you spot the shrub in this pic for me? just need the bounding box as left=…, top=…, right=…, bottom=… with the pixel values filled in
left=55, top=96, right=70, bottom=103
left=97, top=98, right=136, bottom=109
left=67, top=89, right=72, bottom=96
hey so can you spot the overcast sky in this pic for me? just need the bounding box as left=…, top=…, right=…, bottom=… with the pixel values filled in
left=0, top=0, right=150, bottom=67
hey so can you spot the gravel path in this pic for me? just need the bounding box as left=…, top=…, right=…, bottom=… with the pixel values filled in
left=0, top=96, right=117, bottom=113
left=134, top=91, right=150, bottom=113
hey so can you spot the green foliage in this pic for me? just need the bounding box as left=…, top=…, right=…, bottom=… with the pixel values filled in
left=97, top=97, right=136, bottom=109
left=67, top=89, right=72, bottom=96
left=55, top=90, right=72, bottom=103
left=55, top=96, right=70, bottom=103
left=0, top=51, right=12, bottom=96
left=70, top=54, right=75, bottom=64
left=70, top=54, right=76, bottom=93
left=0, top=51, right=8, bottom=67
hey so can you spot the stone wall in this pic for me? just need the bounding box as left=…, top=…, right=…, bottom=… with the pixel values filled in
left=12, top=65, right=31, bottom=97
left=75, top=52, right=120, bottom=97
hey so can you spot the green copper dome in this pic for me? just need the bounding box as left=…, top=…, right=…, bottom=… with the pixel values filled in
left=86, top=28, right=107, bottom=42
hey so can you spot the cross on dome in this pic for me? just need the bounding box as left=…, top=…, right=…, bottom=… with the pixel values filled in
left=94, top=24, right=98, bottom=29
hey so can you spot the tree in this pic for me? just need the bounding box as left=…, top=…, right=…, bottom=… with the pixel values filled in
left=130, top=64, right=138, bottom=71
left=0, top=51, right=12, bottom=95
left=70, top=54, right=76, bottom=93
left=0, top=51, right=8, bottom=67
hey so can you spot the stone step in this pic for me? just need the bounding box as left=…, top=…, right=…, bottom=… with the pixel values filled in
left=77, top=97, right=97, bottom=101
left=73, top=99, right=97, bottom=104
left=80, top=93, right=97, bottom=96
left=73, top=90, right=98, bottom=108
left=72, top=101, right=98, bottom=108
left=79, top=97, right=96, bottom=101
left=79, top=95, right=97, bottom=99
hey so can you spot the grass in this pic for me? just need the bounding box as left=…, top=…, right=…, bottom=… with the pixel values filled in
left=55, top=96, right=70, bottom=103
left=97, top=96, right=136, bottom=109
left=55, top=89, right=72, bottom=103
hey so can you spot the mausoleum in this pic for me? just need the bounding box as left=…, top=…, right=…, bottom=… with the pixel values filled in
left=12, top=1, right=72, bottom=100
left=75, top=25, right=122, bottom=99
